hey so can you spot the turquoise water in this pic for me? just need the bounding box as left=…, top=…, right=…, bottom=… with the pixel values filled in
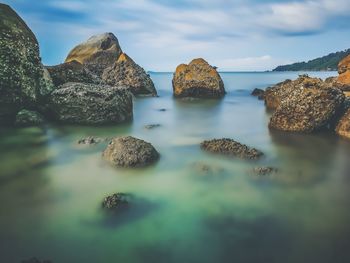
left=1, top=71, right=350, bottom=263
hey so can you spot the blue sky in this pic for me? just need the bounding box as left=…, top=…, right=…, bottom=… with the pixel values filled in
left=3, top=0, right=350, bottom=71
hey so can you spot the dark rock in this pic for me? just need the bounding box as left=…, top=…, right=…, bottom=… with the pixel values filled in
left=65, top=33, right=122, bottom=76
left=102, top=53, right=157, bottom=96
left=191, top=162, right=225, bottom=176
left=172, top=58, right=225, bottom=98
left=21, top=257, right=52, bottom=263
left=46, top=60, right=100, bottom=87
left=102, top=193, right=130, bottom=210
left=144, top=124, right=161, bottom=130
left=15, top=109, right=45, bottom=127
left=269, top=87, right=345, bottom=133
left=49, top=82, right=133, bottom=125
left=0, top=4, right=54, bottom=124
left=102, top=136, right=160, bottom=167
left=252, top=167, right=278, bottom=176
left=200, top=138, right=263, bottom=160
left=78, top=136, right=103, bottom=145
left=157, top=108, right=167, bottom=112
left=251, top=88, right=265, bottom=100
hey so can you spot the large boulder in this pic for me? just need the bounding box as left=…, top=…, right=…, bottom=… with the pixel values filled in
left=46, top=60, right=100, bottom=87
left=65, top=33, right=122, bottom=76
left=49, top=82, right=133, bottom=125
left=172, top=58, right=225, bottom=98
left=0, top=4, right=54, bottom=124
left=337, top=55, right=350, bottom=88
left=200, top=138, right=263, bottom=160
left=264, top=75, right=325, bottom=110
left=102, top=53, right=157, bottom=96
left=336, top=108, right=350, bottom=139
left=102, top=136, right=159, bottom=168
left=269, top=87, right=345, bottom=133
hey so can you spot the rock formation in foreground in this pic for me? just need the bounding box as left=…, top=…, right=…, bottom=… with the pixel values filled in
left=102, top=53, right=157, bottom=96
left=172, top=58, right=225, bottom=98
left=65, top=33, right=122, bottom=76
left=200, top=138, right=263, bottom=160
left=102, top=136, right=159, bottom=167
left=269, top=87, right=344, bottom=133
left=336, top=108, right=350, bottom=139
left=0, top=4, right=54, bottom=124
left=337, top=55, right=350, bottom=88
left=46, top=60, right=100, bottom=87
left=49, top=83, right=133, bottom=125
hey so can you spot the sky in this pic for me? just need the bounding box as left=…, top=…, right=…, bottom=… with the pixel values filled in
left=3, top=0, right=350, bottom=71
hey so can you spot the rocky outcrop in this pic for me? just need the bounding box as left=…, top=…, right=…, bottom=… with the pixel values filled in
left=269, top=87, right=344, bottom=133
left=102, top=193, right=130, bottom=210
left=0, top=4, right=54, bottom=124
left=264, top=75, right=325, bottom=110
left=251, top=88, right=265, bottom=100
left=15, top=109, right=45, bottom=127
left=200, top=138, right=263, bottom=160
left=172, top=58, right=225, bottom=98
left=102, top=53, right=157, bottom=96
left=46, top=60, right=100, bottom=87
left=102, top=136, right=159, bottom=167
left=335, top=108, right=350, bottom=139
left=65, top=33, right=122, bottom=76
left=49, top=83, right=133, bottom=125
left=337, top=55, right=350, bottom=88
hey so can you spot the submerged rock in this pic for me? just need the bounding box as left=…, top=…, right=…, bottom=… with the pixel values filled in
left=172, top=58, right=225, bottom=98
left=49, top=83, right=133, bottom=125
left=269, top=87, right=344, bottom=133
left=21, top=257, right=52, bottom=263
left=102, top=136, right=160, bottom=168
left=191, top=162, right=225, bottom=176
left=336, top=108, right=350, bottom=139
left=46, top=60, right=100, bottom=87
left=65, top=33, right=122, bottom=76
left=251, top=88, right=265, bottom=100
left=15, top=109, right=45, bottom=127
left=144, top=124, right=161, bottom=130
left=0, top=4, right=54, bottom=124
left=78, top=136, right=103, bottom=145
left=252, top=167, right=278, bottom=176
left=102, top=193, right=130, bottom=210
left=102, top=53, right=157, bottom=96
left=200, top=138, right=263, bottom=160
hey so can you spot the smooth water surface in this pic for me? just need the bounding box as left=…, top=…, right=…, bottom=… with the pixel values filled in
left=1, top=71, right=350, bottom=263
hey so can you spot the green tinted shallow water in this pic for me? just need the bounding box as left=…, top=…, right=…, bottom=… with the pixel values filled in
left=1, top=72, right=350, bottom=263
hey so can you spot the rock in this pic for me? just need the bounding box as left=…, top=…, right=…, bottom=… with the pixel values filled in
left=191, top=162, right=225, bottom=176
left=0, top=4, right=54, bottom=124
left=102, top=53, right=157, bottom=96
left=78, top=136, right=103, bottom=145
left=65, top=33, right=122, bottom=76
left=337, top=55, right=350, bottom=88
left=102, top=136, right=160, bottom=167
left=336, top=108, right=350, bottom=139
left=252, top=167, right=278, bottom=176
left=46, top=60, right=100, bottom=87
left=144, top=124, right=161, bottom=130
left=102, top=193, right=130, bottom=210
left=264, top=75, right=325, bottom=110
left=21, top=258, right=52, bottom=263
left=251, top=88, right=265, bottom=100
left=49, top=83, right=133, bottom=125
left=269, top=87, right=345, bottom=133
left=200, top=138, right=263, bottom=160
left=15, top=109, right=45, bottom=127
left=172, top=58, right=225, bottom=98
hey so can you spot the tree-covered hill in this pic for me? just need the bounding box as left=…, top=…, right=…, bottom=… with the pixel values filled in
left=273, top=49, right=350, bottom=71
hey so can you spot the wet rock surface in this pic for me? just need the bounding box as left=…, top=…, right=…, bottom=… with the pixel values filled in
left=102, top=193, right=130, bottom=210
left=102, top=136, right=160, bottom=168
left=269, top=87, right=345, bottom=133
left=0, top=4, right=54, bottom=124
left=200, top=138, right=263, bottom=160
left=15, top=109, right=45, bottom=127
left=251, top=88, right=265, bottom=100
left=144, top=124, right=161, bottom=130
left=252, top=167, right=278, bottom=176
left=102, top=53, right=157, bottom=96
left=49, top=83, right=133, bottom=125
left=336, top=108, right=350, bottom=139
left=172, top=58, right=225, bottom=98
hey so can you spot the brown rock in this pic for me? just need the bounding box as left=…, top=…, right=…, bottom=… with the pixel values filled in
left=336, top=108, right=350, bottom=139
left=337, top=55, right=350, bottom=88
left=172, top=58, right=225, bottom=98
left=102, top=53, right=157, bottom=96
